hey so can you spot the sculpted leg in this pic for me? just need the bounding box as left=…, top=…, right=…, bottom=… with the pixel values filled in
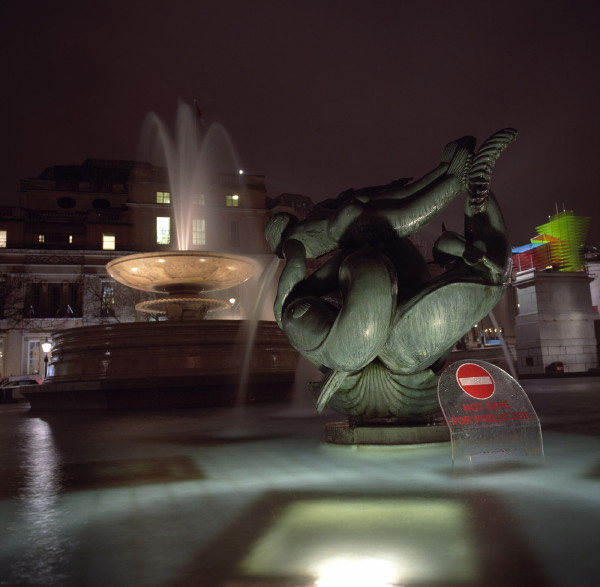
left=356, top=139, right=474, bottom=238
left=363, top=136, right=475, bottom=202
left=364, top=174, right=465, bottom=237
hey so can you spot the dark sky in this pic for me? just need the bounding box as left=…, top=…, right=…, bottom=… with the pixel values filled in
left=2, top=0, right=599, bottom=245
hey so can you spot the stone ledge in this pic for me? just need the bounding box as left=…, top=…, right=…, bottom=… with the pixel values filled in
left=324, top=421, right=450, bottom=445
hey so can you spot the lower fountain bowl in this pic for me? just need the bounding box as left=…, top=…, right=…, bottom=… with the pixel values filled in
left=21, top=320, right=300, bottom=410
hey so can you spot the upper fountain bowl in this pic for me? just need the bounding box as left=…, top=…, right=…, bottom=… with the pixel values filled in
left=106, top=251, right=257, bottom=295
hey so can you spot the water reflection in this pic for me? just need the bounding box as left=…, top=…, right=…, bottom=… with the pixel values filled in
left=11, top=417, right=68, bottom=585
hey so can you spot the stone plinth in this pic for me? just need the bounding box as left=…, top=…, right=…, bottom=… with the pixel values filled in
left=514, top=270, right=598, bottom=374
left=324, top=421, right=450, bottom=445
left=22, top=320, right=299, bottom=410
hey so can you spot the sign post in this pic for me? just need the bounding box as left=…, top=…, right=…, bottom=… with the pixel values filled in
left=438, top=360, right=543, bottom=466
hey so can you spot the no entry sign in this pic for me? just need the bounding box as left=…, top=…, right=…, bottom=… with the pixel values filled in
left=456, top=363, right=495, bottom=399
left=438, top=360, right=543, bottom=465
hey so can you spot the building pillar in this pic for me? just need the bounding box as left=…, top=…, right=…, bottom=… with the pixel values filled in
left=3, top=329, right=25, bottom=377
left=514, top=270, right=598, bottom=374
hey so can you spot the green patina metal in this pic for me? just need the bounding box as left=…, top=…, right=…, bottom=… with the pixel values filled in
left=266, top=129, right=518, bottom=424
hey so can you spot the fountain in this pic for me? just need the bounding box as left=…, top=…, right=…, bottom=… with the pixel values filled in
left=22, top=104, right=299, bottom=410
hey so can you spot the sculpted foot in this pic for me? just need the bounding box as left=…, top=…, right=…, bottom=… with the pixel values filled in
left=443, top=136, right=475, bottom=188
left=468, top=128, right=518, bottom=210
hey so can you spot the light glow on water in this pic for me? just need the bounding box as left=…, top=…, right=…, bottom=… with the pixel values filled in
left=240, top=498, right=480, bottom=584
left=11, top=418, right=68, bottom=585
left=314, top=557, right=398, bottom=587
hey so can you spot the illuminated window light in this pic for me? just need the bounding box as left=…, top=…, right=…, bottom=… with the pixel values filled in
left=156, top=191, right=171, bottom=204
left=192, top=218, right=206, bottom=245
left=226, top=194, right=239, bottom=207
left=38, top=234, right=45, bottom=243
left=102, top=233, right=115, bottom=250
left=0, top=230, right=6, bottom=247
left=156, top=217, right=171, bottom=245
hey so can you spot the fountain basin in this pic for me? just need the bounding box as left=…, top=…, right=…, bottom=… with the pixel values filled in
left=106, top=250, right=258, bottom=319
left=106, top=251, right=257, bottom=294
left=21, top=320, right=299, bottom=410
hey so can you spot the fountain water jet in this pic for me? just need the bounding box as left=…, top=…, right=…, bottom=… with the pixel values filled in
left=141, top=103, right=243, bottom=252
left=120, top=102, right=259, bottom=321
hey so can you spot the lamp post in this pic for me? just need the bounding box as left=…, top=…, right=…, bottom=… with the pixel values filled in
left=41, top=340, right=52, bottom=379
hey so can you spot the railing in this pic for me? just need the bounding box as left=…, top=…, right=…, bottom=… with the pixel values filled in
left=27, top=210, right=87, bottom=223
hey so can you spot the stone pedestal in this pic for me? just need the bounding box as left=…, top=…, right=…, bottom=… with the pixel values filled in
left=514, top=271, right=598, bottom=375
left=324, top=421, right=450, bottom=445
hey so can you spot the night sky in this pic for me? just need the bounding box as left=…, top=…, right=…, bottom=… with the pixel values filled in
left=2, top=0, right=599, bottom=245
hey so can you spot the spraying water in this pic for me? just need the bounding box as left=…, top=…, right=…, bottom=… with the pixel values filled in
left=234, top=257, right=281, bottom=413
left=488, top=310, right=518, bottom=379
left=140, top=102, right=242, bottom=251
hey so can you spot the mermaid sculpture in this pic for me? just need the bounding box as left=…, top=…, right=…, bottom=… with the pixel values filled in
left=266, top=129, right=517, bottom=424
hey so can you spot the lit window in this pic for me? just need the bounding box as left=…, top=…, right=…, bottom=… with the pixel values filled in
left=68, top=235, right=73, bottom=244
left=192, top=218, right=206, bottom=245
left=156, top=217, right=171, bottom=245
left=156, top=191, right=171, bottom=204
left=194, top=193, right=205, bottom=205
left=102, top=233, right=115, bottom=250
left=226, top=194, right=239, bottom=207
left=0, top=230, right=6, bottom=247
left=38, top=234, right=45, bottom=243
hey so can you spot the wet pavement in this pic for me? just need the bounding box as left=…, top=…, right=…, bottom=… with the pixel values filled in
left=0, top=377, right=599, bottom=586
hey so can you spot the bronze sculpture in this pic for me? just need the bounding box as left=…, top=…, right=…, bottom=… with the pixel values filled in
left=266, top=129, right=517, bottom=425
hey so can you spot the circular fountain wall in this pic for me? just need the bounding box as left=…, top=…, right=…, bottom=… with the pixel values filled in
left=23, top=320, right=299, bottom=410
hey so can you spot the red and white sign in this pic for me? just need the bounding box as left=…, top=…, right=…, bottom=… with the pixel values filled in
left=456, top=363, right=495, bottom=399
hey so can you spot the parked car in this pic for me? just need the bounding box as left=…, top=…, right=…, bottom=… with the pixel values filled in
left=0, top=375, right=43, bottom=402
left=545, top=361, right=565, bottom=374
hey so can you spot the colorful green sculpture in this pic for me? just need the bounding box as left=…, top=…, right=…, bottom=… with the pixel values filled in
left=266, top=129, right=517, bottom=424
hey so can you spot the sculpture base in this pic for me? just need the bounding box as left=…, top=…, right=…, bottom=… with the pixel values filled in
left=323, top=420, right=450, bottom=445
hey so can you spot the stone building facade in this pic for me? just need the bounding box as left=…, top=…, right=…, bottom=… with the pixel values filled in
left=0, top=159, right=278, bottom=380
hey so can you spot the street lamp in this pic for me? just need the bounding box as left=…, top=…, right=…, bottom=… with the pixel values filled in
left=41, top=340, right=52, bottom=379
